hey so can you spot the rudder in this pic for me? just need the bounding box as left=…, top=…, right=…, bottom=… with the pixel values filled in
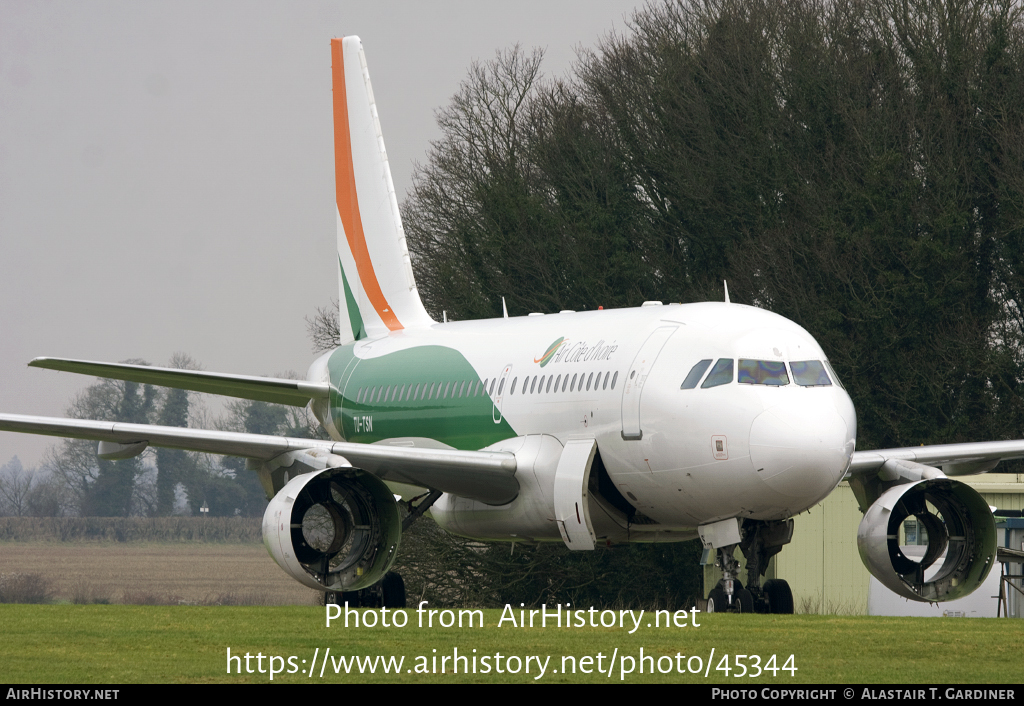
left=331, top=36, right=434, bottom=343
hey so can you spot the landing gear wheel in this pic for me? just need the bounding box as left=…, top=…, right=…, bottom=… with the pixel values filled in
left=324, top=591, right=341, bottom=605
left=735, top=588, right=754, bottom=613
left=763, top=579, right=794, bottom=614
left=707, top=587, right=728, bottom=613
left=382, top=572, right=406, bottom=608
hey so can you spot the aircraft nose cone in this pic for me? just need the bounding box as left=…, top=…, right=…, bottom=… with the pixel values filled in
left=749, top=399, right=851, bottom=500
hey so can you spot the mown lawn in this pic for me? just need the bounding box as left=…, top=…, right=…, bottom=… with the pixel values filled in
left=1, top=605, right=1018, bottom=684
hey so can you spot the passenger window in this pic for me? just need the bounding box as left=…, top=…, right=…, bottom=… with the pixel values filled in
left=701, top=359, right=734, bottom=388
left=489, top=379, right=496, bottom=396
left=546, top=376, right=553, bottom=393
left=738, top=360, right=789, bottom=386
left=586, top=372, right=593, bottom=391
left=611, top=371, right=618, bottom=389
left=571, top=373, right=578, bottom=392
left=681, top=359, right=713, bottom=389
left=510, top=377, right=518, bottom=395
left=561, top=375, right=568, bottom=392
left=791, top=360, right=832, bottom=386
left=498, top=378, right=505, bottom=395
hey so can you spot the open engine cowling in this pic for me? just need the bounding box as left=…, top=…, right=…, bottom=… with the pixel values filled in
left=857, top=478, right=996, bottom=602
left=262, top=468, right=401, bottom=592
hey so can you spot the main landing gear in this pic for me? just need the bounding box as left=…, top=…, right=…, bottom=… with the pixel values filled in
left=705, top=519, right=795, bottom=614
left=325, top=571, right=406, bottom=608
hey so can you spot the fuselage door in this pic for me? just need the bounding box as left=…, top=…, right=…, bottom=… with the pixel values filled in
left=492, top=364, right=512, bottom=424
left=621, top=326, right=678, bottom=440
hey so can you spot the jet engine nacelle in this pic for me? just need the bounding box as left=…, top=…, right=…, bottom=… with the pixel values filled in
left=262, top=467, right=401, bottom=592
left=857, top=478, right=997, bottom=602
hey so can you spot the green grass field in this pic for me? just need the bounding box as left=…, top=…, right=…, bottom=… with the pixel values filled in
left=1, top=605, right=1019, bottom=684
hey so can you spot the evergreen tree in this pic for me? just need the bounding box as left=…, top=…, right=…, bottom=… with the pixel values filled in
left=403, top=0, right=1024, bottom=452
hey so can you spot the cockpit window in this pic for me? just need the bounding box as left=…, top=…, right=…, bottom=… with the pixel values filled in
left=680, top=359, right=713, bottom=389
left=823, top=359, right=845, bottom=390
left=790, top=360, right=832, bottom=386
left=701, top=358, right=734, bottom=388
left=738, top=359, right=790, bottom=386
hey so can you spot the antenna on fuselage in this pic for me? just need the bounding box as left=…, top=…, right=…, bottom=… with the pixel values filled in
left=502, top=297, right=508, bottom=318
left=724, top=281, right=731, bottom=304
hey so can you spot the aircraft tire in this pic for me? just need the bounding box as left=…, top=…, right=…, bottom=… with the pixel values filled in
left=382, top=571, right=406, bottom=609
left=706, top=587, right=728, bottom=613
left=735, top=588, right=754, bottom=613
left=764, top=579, right=794, bottom=614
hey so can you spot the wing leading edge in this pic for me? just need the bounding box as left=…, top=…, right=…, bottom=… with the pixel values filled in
left=0, top=413, right=518, bottom=506
left=28, top=357, right=329, bottom=407
left=850, top=439, right=1024, bottom=476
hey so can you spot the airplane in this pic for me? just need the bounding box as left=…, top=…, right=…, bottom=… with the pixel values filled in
left=1, top=36, right=1019, bottom=613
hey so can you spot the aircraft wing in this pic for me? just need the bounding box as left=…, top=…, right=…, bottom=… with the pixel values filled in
left=0, top=413, right=518, bottom=505
left=850, top=439, right=1024, bottom=475
left=27, top=357, right=329, bottom=407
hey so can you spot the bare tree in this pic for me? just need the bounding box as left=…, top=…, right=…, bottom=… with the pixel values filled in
left=0, top=457, right=36, bottom=517
left=305, top=299, right=341, bottom=353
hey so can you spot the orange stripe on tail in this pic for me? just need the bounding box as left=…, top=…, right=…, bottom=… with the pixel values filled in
left=331, top=38, right=403, bottom=332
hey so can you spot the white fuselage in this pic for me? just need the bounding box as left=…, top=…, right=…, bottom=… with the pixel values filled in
left=309, top=301, right=857, bottom=537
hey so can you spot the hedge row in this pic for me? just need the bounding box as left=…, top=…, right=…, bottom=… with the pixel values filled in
left=0, top=516, right=263, bottom=543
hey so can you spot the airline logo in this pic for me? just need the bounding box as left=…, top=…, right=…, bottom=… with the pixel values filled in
left=534, top=338, right=565, bottom=367
left=534, top=338, right=619, bottom=367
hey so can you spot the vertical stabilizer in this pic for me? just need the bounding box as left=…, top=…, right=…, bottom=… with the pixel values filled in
left=331, top=37, right=434, bottom=343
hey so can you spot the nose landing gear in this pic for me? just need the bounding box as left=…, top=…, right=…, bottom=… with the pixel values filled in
left=705, top=519, right=795, bottom=614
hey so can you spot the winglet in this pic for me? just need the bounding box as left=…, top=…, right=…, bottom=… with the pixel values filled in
left=331, top=37, right=434, bottom=343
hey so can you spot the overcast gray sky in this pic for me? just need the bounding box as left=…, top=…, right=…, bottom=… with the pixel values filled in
left=0, top=1, right=648, bottom=467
